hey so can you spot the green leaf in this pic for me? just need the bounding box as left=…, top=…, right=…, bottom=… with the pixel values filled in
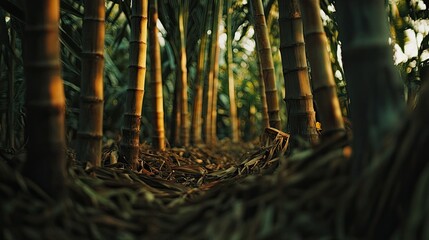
left=59, top=26, right=82, bottom=59
left=60, top=0, right=83, bottom=18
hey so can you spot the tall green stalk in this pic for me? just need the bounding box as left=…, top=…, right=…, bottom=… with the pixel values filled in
left=77, top=0, right=105, bottom=166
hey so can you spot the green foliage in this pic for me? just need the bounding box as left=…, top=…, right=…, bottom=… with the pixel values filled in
left=0, top=10, right=25, bottom=148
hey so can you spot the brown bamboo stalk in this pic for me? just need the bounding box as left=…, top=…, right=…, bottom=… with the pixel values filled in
left=251, top=0, right=281, bottom=129
left=149, top=0, right=165, bottom=150
left=256, top=48, right=270, bottom=129
left=255, top=18, right=270, bottom=130
left=299, top=0, right=344, bottom=139
left=211, top=51, right=220, bottom=145
left=226, top=0, right=239, bottom=142
left=204, top=0, right=221, bottom=146
left=210, top=0, right=223, bottom=145
left=254, top=36, right=270, bottom=130
left=265, top=0, right=276, bottom=33
left=121, top=0, right=148, bottom=169
left=77, top=0, right=105, bottom=167
left=204, top=51, right=214, bottom=144
left=22, top=0, right=66, bottom=198
left=191, top=36, right=207, bottom=144
left=278, top=0, right=319, bottom=144
left=178, top=3, right=189, bottom=147
left=171, top=77, right=181, bottom=146
left=202, top=49, right=212, bottom=144
left=191, top=8, right=211, bottom=145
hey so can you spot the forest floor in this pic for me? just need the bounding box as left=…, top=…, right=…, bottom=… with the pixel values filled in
left=0, top=122, right=427, bottom=239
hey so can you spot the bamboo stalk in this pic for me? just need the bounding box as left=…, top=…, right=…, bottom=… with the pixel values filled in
left=77, top=0, right=105, bottom=166
left=226, top=0, right=239, bottom=142
left=336, top=0, right=404, bottom=173
left=121, top=0, right=148, bottom=169
left=204, top=51, right=213, bottom=144
left=278, top=0, right=319, bottom=144
left=203, top=0, right=224, bottom=145
left=250, top=0, right=281, bottom=129
left=149, top=0, right=165, bottom=150
left=22, top=0, right=66, bottom=198
left=178, top=2, right=189, bottom=147
left=191, top=35, right=207, bottom=144
left=191, top=0, right=212, bottom=144
left=256, top=47, right=270, bottom=130
left=171, top=77, right=181, bottom=146
left=210, top=0, right=223, bottom=145
left=299, top=0, right=344, bottom=139
left=204, top=0, right=221, bottom=146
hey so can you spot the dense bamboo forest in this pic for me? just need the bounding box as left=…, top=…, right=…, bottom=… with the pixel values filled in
left=1, top=0, right=429, bottom=239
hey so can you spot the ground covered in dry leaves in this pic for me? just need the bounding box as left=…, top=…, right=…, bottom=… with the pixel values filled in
left=1, top=121, right=429, bottom=239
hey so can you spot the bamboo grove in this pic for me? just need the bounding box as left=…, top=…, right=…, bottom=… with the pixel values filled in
left=1, top=0, right=429, bottom=227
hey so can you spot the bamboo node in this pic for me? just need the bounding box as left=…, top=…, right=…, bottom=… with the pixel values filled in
left=282, top=67, right=308, bottom=74
left=80, top=96, right=103, bottom=103
left=312, top=85, right=336, bottom=94
left=130, top=15, right=148, bottom=20
left=278, top=15, right=302, bottom=22
left=304, top=31, right=325, bottom=36
left=81, top=52, right=104, bottom=59
left=265, top=89, right=278, bottom=93
left=126, top=88, right=144, bottom=93
left=129, top=40, right=147, bottom=44
left=128, top=65, right=146, bottom=70
left=77, top=132, right=102, bottom=140
left=279, top=42, right=305, bottom=49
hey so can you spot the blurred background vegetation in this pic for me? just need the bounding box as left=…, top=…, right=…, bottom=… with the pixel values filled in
left=0, top=0, right=428, bottom=148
